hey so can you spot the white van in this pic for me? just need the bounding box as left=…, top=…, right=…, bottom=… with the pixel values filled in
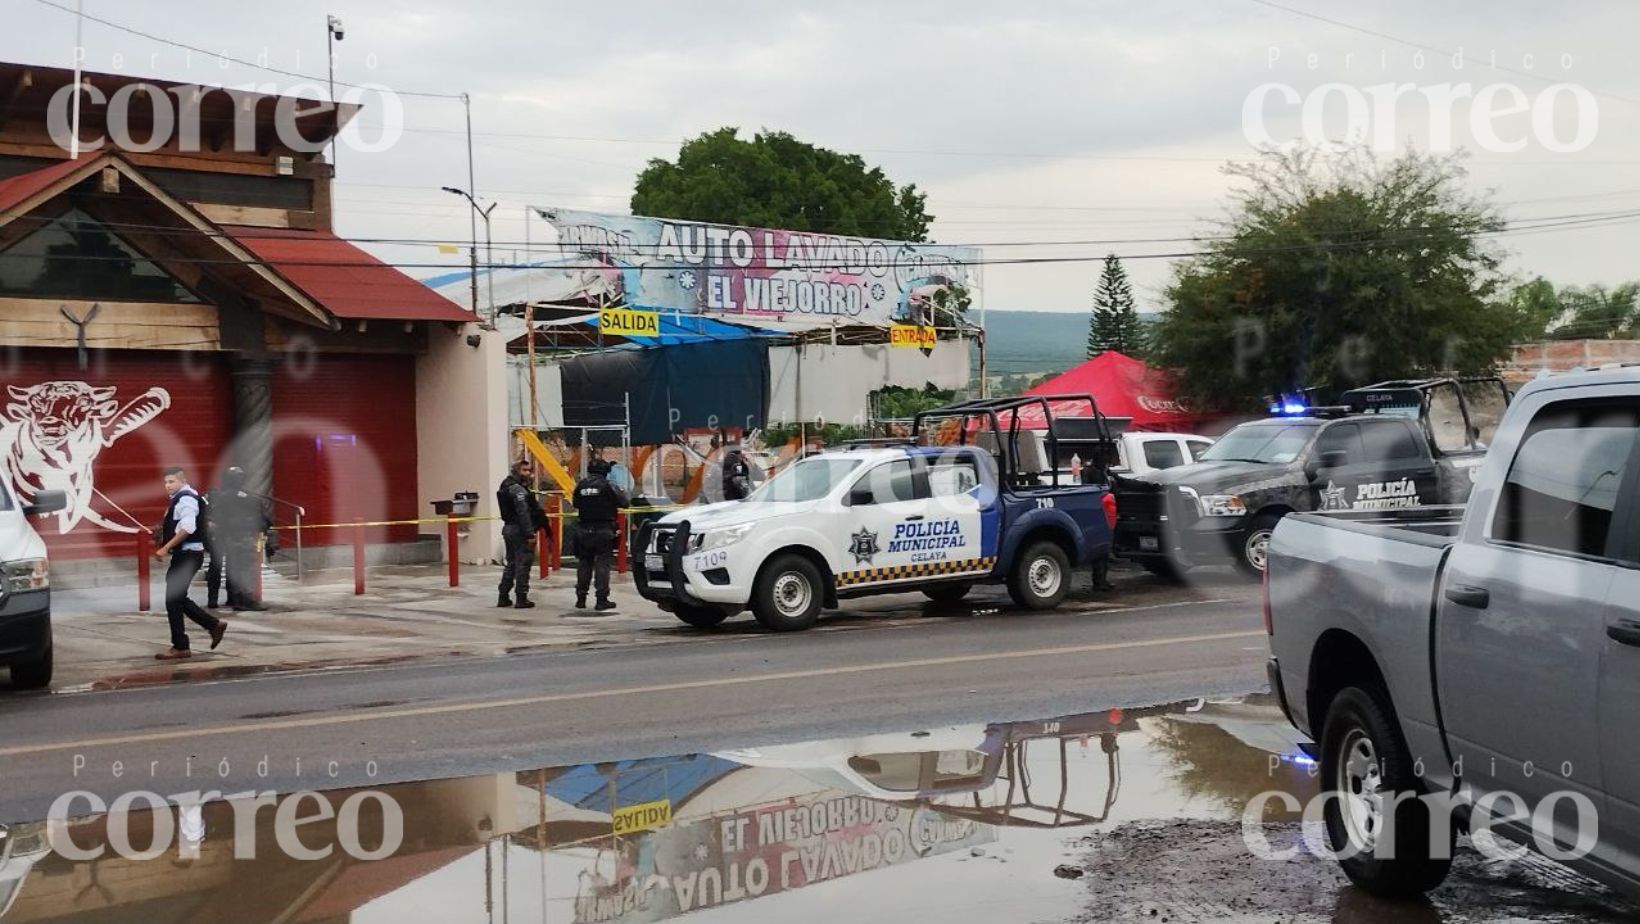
left=0, top=484, right=63, bottom=690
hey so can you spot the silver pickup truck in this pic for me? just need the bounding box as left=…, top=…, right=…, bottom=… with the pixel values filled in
left=1266, top=367, right=1640, bottom=900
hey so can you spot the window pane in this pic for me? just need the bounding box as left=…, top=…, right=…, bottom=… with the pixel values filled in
left=1360, top=421, right=1423, bottom=462
left=929, top=459, right=979, bottom=496
left=858, top=460, right=920, bottom=503
left=1142, top=440, right=1185, bottom=469
left=1188, top=440, right=1212, bottom=461
left=1492, top=401, right=1639, bottom=557
left=1314, top=423, right=1364, bottom=463
left=0, top=208, right=202, bottom=303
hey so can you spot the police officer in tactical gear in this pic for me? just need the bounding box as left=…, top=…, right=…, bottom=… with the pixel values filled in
left=722, top=442, right=753, bottom=501
left=572, top=457, right=627, bottom=611
left=154, top=466, right=226, bottom=659
left=208, top=466, right=270, bottom=611
left=497, top=459, right=548, bottom=608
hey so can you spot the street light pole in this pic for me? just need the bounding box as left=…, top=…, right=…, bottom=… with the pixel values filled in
left=442, top=186, right=498, bottom=324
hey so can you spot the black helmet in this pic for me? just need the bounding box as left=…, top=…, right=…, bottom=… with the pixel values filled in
left=222, top=466, right=246, bottom=490
left=588, top=458, right=613, bottom=476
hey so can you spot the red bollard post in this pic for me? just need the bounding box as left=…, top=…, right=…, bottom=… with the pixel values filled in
left=353, top=520, right=366, bottom=595
left=446, top=515, right=460, bottom=587
left=616, top=513, right=629, bottom=575
left=537, top=527, right=550, bottom=579
left=136, top=530, right=151, bottom=612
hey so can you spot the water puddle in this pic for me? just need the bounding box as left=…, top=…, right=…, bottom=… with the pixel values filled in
left=0, top=695, right=1629, bottom=923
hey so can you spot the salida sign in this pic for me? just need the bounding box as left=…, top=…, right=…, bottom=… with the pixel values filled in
left=538, top=208, right=979, bottom=328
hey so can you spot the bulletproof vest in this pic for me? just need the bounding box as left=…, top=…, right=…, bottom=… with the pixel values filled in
left=163, top=488, right=206, bottom=545
left=497, top=477, right=523, bottom=526
left=573, top=475, right=619, bottom=525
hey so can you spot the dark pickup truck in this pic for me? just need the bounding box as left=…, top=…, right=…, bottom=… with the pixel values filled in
left=1114, top=377, right=1510, bottom=575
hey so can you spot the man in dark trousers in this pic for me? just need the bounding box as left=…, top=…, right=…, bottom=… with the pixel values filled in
left=153, top=466, right=226, bottom=660
left=497, top=459, right=547, bottom=608
left=572, top=458, right=627, bottom=611
left=209, top=466, right=269, bottom=611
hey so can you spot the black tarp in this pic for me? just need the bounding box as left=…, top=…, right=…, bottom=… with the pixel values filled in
left=558, top=339, right=770, bottom=444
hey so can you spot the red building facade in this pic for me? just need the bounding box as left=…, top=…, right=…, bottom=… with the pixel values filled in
left=0, top=63, right=477, bottom=563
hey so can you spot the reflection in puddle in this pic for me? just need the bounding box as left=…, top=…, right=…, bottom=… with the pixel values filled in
left=3, top=695, right=1613, bottom=923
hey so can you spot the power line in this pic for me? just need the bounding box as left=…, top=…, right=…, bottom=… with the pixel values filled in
left=6, top=209, right=1637, bottom=274
left=8, top=202, right=1636, bottom=253
left=27, top=0, right=465, bottom=100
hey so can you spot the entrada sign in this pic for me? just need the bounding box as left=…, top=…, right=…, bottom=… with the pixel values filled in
left=889, top=325, right=936, bottom=349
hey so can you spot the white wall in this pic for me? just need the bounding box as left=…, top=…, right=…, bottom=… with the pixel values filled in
left=767, top=338, right=972, bottom=425
left=506, top=357, right=565, bottom=430
left=416, top=322, right=509, bottom=564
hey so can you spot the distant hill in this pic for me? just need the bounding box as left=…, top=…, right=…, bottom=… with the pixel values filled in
left=973, top=309, right=1092, bottom=378
left=968, top=309, right=1162, bottom=393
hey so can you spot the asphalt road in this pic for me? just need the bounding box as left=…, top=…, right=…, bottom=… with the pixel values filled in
left=0, top=586, right=1269, bottom=820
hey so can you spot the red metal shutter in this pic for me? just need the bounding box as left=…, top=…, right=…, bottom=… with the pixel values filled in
left=272, top=353, right=419, bottom=546
left=2, top=348, right=233, bottom=561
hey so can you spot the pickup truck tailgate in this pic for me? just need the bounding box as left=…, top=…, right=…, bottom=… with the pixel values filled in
left=1267, top=512, right=1454, bottom=749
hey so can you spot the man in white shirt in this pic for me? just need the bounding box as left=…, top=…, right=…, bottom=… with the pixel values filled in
left=154, top=466, right=226, bottom=660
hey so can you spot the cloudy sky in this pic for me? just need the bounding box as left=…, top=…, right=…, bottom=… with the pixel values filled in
left=5, top=0, right=1637, bottom=313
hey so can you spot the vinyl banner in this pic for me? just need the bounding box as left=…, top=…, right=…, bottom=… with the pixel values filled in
left=536, top=207, right=979, bottom=328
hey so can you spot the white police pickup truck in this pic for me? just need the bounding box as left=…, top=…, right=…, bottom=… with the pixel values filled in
left=636, top=395, right=1116, bottom=632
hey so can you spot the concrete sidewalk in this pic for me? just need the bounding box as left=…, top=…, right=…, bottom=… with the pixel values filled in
left=40, top=563, right=683, bottom=692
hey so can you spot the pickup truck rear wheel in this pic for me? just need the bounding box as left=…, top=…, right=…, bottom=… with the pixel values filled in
left=9, top=644, right=52, bottom=691
left=672, top=604, right=728, bottom=629
left=1319, top=685, right=1453, bottom=898
left=751, top=554, right=823, bottom=632
left=921, top=583, right=972, bottom=603
left=1007, top=540, right=1070, bottom=610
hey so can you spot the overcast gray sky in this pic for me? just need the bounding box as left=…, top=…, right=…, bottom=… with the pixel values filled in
left=5, top=0, right=1637, bottom=313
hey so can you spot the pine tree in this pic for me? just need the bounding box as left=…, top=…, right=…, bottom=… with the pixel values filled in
left=1088, top=253, right=1141, bottom=356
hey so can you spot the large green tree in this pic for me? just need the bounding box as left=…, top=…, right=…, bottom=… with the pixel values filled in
left=1087, top=253, right=1143, bottom=357
left=631, top=127, right=932, bottom=240
left=1149, top=148, right=1522, bottom=405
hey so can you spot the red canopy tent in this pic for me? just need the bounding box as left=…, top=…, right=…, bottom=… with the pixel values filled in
left=1012, top=351, right=1199, bottom=431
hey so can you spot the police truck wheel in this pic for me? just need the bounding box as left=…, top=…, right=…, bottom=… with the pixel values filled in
left=9, top=645, right=52, bottom=691
left=1237, top=513, right=1282, bottom=576
left=1319, top=685, right=1453, bottom=898
left=751, top=554, right=823, bottom=632
left=672, top=604, right=728, bottom=629
left=921, top=583, right=972, bottom=603
left=1007, top=540, right=1070, bottom=610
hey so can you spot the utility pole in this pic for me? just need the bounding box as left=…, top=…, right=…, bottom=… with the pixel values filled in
left=69, top=0, right=84, bottom=158
left=326, top=15, right=344, bottom=174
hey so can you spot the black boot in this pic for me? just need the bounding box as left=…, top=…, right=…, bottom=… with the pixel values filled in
left=595, top=600, right=617, bottom=612
left=574, top=596, right=587, bottom=609
left=497, top=593, right=512, bottom=607
left=514, top=597, right=536, bottom=609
